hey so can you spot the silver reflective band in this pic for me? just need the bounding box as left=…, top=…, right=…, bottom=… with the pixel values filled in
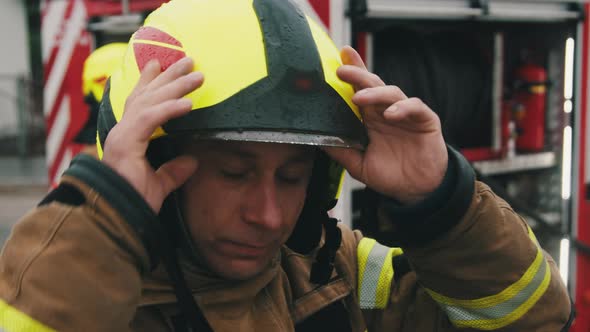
left=357, top=238, right=401, bottom=309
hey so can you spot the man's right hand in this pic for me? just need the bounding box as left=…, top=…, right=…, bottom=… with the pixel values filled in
left=101, top=57, right=203, bottom=213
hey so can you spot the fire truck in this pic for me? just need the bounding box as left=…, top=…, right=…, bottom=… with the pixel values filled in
left=39, top=0, right=590, bottom=329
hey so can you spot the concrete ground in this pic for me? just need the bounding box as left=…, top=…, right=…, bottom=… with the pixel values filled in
left=0, top=185, right=46, bottom=246
left=0, top=156, right=47, bottom=247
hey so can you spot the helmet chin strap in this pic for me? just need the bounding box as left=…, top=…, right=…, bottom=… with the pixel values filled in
left=310, top=216, right=342, bottom=284
left=287, top=195, right=342, bottom=285
left=286, top=150, right=343, bottom=284
left=157, top=192, right=214, bottom=332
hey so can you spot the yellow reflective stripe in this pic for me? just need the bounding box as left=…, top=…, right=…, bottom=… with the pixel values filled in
left=96, top=132, right=103, bottom=159
left=0, top=299, right=56, bottom=332
left=528, top=226, right=539, bottom=246
left=425, top=227, right=550, bottom=330
left=427, top=227, right=542, bottom=309
left=131, top=39, right=185, bottom=52
left=427, top=248, right=545, bottom=309
left=374, top=247, right=403, bottom=308
left=333, top=170, right=345, bottom=200
left=357, top=238, right=403, bottom=309
left=373, top=246, right=394, bottom=308
left=454, top=260, right=551, bottom=330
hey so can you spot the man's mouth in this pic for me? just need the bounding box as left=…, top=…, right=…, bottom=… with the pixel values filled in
left=216, top=239, right=272, bottom=258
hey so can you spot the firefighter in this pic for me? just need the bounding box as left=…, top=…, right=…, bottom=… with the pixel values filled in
left=0, top=0, right=571, bottom=331
left=73, top=42, right=128, bottom=157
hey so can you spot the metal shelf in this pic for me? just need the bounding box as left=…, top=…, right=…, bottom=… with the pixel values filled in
left=472, top=151, right=557, bottom=176
left=360, top=0, right=583, bottom=21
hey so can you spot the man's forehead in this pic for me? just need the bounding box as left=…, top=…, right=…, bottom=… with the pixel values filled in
left=190, top=140, right=316, bottom=162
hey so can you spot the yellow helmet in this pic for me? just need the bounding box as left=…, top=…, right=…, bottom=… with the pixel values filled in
left=97, top=0, right=366, bottom=209
left=96, top=0, right=365, bottom=286
left=82, top=42, right=127, bottom=102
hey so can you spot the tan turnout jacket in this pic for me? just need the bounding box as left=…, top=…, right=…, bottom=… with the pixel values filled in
left=0, top=156, right=571, bottom=331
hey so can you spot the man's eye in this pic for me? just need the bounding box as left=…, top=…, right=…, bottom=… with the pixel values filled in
left=277, top=173, right=305, bottom=185
left=221, top=170, right=248, bottom=180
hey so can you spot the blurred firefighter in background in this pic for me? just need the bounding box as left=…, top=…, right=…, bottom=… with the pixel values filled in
left=73, top=42, right=127, bottom=157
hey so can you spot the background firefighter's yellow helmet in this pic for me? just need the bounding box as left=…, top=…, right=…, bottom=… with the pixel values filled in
left=97, top=0, right=366, bottom=210
left=83, top=42, right=128, bottom=102
left=74, top=42, right=127, bottom=146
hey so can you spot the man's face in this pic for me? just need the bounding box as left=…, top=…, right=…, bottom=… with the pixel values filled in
left=182, top=140, right=315, bottom=280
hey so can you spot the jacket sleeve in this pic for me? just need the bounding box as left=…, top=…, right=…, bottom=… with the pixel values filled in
left=0, top=155, right=155, bottom=332
left=362, top=147, right=572, bottom=331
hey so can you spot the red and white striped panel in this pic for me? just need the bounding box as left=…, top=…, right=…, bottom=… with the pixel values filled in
left=42, top=0, right=167, bottom=189
left=42, top=0, right=91, bottom=188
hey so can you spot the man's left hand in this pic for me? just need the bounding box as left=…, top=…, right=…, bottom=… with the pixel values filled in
left=323, top=46, right=448, bottom=205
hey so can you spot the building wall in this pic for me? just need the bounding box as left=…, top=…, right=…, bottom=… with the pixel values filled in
left=0, top=1, right=30, bottom=138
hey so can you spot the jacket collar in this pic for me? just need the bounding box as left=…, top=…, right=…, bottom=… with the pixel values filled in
left=139, top=250, right=281, bottom=307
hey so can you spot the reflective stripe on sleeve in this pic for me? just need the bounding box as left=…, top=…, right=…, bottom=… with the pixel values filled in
left=357, top=238, right=403, bottom=309
left=0, top=299, right=56, bottom=332
left=425, top=227, right=551, bottom=330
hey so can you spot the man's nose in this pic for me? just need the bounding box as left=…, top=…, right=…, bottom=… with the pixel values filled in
left=242, top=180, right=282, bottom=230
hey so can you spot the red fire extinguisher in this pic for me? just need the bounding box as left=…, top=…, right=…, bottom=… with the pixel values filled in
left=511, top=63, right=548, bottom=152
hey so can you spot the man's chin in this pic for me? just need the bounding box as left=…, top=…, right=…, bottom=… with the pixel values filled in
left=210, top=257, right=274, bottom=281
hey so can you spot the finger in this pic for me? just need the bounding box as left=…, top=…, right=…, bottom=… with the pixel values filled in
left=147, top=57, right=195, bottom=90
left=337, top=65, right=385, bottom=91
left=149, top=71, right=204, bottom=105
left=136, top=60, right=162, bottom=91
left=383, top=98, right=441, bottom=128
left=126, top=60, right=161, bottom=105
left=341, top=46, right=367, bottom=70
left=352, top=85, right=407, bottom=106
left=321, top=146, right=364, bottom=180
left=134, top=98, right=193, bottom=141
left=105, top=98, right=193, bottom=161
left=156, top=155, right=199, bottom=203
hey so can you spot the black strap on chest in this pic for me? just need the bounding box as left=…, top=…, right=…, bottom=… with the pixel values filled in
left=158, top=195, right=214, bottom=332
left=171, top=314, right=203, bottom=332
left=146, top=131, right=213, bottom=331
left=159, top=237, right=213, bottom=331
